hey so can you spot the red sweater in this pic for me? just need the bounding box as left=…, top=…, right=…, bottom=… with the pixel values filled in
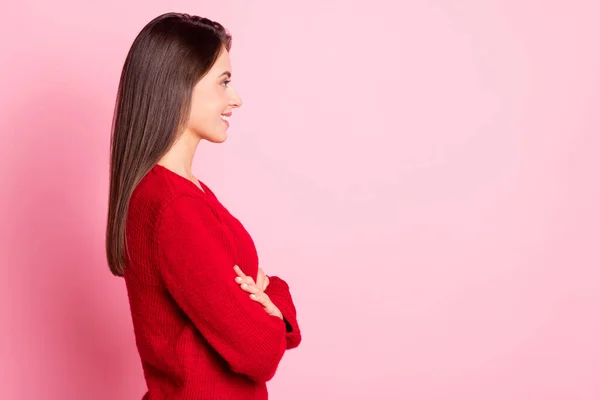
left=123, top=164, right=301, bottom=399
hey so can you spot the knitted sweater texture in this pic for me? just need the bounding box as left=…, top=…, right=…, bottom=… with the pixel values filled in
left=123, top=164, right=301, bottom=399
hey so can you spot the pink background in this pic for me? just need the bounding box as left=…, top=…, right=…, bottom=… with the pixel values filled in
left=1, top=1, right=599, bottom=399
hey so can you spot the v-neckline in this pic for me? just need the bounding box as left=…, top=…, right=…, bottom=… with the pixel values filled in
left=153, top=164, right=209, bottom=196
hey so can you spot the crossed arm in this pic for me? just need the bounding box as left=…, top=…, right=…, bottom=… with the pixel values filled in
left=156, top=195, right=301, bottom=383
left=233, top=266, right=302, bottom=350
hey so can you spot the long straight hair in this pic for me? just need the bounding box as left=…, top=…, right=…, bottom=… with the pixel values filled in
left=106, top=12, right=232, bottom=276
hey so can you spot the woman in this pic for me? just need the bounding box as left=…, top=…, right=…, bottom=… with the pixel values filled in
left=105, top=12, right=301, bottom=399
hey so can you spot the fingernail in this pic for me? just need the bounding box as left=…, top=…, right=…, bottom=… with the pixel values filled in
left=241, top=284, right=247, bottom=289
left=250, top=294, right=256, bottom=299
left=235, top=277, right=242, bottom=283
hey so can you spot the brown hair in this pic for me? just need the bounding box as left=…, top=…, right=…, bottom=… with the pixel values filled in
left=106, top=12, right=232, bottom=276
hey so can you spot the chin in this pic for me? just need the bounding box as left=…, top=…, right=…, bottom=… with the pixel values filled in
left=204, top=133, right=228, bottom=143
left=198, top=128, right=228, bottom=143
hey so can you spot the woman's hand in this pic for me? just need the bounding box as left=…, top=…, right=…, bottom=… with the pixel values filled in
left=255, top=267, right=270, bottom=292
left=234, top=265, right=283, bottom=319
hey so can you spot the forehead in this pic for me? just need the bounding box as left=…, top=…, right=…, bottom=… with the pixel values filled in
left=194, top=47, right=231, bottom=89
left=209, top=48, right=231, bottom=74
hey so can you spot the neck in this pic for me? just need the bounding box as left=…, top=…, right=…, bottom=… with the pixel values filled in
left=157, top=131, right=200, bottom=180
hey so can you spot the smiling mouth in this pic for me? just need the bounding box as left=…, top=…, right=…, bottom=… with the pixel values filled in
left=220, top=114, right=230, bottom=122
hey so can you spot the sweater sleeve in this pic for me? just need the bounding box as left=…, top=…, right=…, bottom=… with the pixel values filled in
left=264, top=276, right=302, bottom=350
left=155, top=195, right=287, bottom=383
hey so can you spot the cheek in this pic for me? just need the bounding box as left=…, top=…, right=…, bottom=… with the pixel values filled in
left=186, top=102, right=226, bottom=136
left=187, top=105, right=204, bottom=129
left=185, top=87, right=229, bottom=133
left=193, top=94, right=226, bottom=117
left=189, top=101, right=216, bottom=124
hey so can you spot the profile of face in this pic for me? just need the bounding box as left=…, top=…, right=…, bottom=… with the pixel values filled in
left=184, top=47, right=243, bottom=143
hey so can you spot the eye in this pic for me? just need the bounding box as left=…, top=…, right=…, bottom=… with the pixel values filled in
left=221, top=79, right=231, bottom=87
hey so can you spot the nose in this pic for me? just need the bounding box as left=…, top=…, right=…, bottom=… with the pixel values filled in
left=229, top=88, right=243, bottom=108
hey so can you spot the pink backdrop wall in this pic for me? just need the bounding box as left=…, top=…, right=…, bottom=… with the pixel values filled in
left=1, top=1, right=599, bottom=399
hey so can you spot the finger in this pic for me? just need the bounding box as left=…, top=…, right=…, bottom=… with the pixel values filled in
left=249, top=291, right=266, bottom=304
left=250, top=292, right=277, bottom=315
left=250, top=291, right=272, bottom=304
left=256, top=268, right=264, bottom=289
left=239, top=283, right=261, bottom=295
left=233, top=265, right=246, bottom=278
left=235, top=276, right=255, bottom=285
left=258, top=269, right=271, bottom=292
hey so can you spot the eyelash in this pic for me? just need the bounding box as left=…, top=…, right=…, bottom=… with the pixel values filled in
left=222, top=79, right=231, bottom=87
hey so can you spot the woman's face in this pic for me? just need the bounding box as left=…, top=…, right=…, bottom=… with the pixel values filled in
left=185, top=47, right=242, bottom=143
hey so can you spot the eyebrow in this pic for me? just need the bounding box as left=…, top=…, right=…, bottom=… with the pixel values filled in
left=219, top=71, right=231, bottom=78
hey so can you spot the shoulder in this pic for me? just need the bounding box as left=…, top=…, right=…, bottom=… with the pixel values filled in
left=157, top=193, right=216, bottom=227
left=129, top=165, right=203, bottom=227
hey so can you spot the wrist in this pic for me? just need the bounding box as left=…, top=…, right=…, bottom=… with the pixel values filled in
left=274, top=308, right=283, bottom=320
